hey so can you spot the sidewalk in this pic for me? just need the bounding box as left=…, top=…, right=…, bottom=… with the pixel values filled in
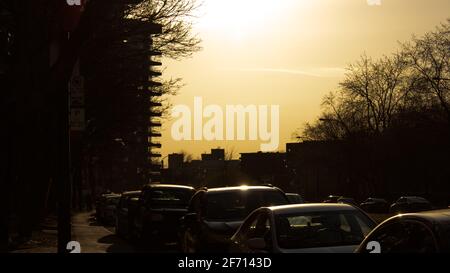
left=72, top=211, right=135, bottom=253
left=10, top=211, right=135, bottom=253
left=9, top=215, right=58, bottom=253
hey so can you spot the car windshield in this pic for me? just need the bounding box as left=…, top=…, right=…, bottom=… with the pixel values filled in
left=147, top=188, right=194, bottom=208
left=275, top=210, right=375, bottom=249
left=205, top=190, right=288, bottom=221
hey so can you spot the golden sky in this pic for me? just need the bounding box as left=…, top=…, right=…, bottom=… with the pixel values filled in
left=160, top=0, right=450, bottom=160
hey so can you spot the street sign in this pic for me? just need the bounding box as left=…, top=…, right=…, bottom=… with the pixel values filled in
left=62, top=0, right=85, bottom=32
left=70, top=108, right=86, bottom=131
left=70, top=75, right=85, bottom=107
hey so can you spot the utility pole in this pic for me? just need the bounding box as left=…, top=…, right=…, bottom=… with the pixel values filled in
left=55, top=1, right=87, bottom=253
left=57, top=32, right=72, bottom=254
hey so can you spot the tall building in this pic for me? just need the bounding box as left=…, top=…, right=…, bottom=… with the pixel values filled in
left=81, top=2, right=163, bottom=190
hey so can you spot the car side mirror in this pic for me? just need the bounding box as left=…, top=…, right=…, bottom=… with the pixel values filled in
left=183, top=213, right=198, bottom=223
left=247, top=238, right=266, bottom=250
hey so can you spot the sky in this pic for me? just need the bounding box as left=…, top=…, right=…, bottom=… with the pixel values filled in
left=160, top=0, right=450, bottom=161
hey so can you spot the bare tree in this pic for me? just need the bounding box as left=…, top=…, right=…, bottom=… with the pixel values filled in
left=179, top=150, right=193, bottom=163
left=402, top=20, right=450, bottom=124
left=126, top=0, right=202, bottom=59
left=123, top=0, right=203, bottom=118
left=299, top=52, right=413, bottom=141
left=338, top=53, right=411, bottom=135
left=225, top=147, right=235, bottom=161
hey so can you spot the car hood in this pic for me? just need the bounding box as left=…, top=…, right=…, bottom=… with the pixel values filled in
left=280, top=245, right=357, bottom=253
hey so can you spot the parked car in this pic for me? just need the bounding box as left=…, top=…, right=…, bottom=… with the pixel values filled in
left=96, top=193, right=120, bottom=224
left=230, top=203, right=376, bottom=253
left=115, top=190, right=141, bottom=238
left=390, top=196, right=432, bottom=214
left=286, top=193, right=305, bottom=204
left=133, top=184, right=196, bottom=244
left=323, top=195, right=342, bottom=203
left=96, top=193, right=114, bottom=220
left=102, top=194, right=121, bottom=225
left=356, top=209, right=450, bottom=253
left=337, top=197, right=357, bottom=206
left=126, top=197, right=141, bottom=240
left=180, top=185, right=290, bottom=253
left=360, top=198, right=390, bottom=213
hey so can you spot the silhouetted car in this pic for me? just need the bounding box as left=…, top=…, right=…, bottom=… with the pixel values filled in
left=323, top=195, right=342, bottom=203
left=390, top=196, right=432, bottom=214
left=96, top=193, right=120, bottom=224
left=360, top=198, right=389, bottom=213
left=230, top=204, right=376, bottom=253
left=133, top=184, right=195, bottom=244
left=115, top=190, right=141, bottom=238
left=356, top=209, right=450, bottom=253
left=96, top=193, right=114, bottom=219
left=337, top=197, right=357, bottom=206
left=286, top=193, right=305, bottom=204
left=180, top=185, right=290, bottom=253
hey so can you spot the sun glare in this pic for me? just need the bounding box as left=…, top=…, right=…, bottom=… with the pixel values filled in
left=198, top=0, right=298, bottom=41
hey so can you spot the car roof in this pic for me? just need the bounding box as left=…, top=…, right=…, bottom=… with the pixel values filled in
left=205, top=185, right=280, bottom=193
left=102, top=193, right=119, bottom=197
left=399, top=196, right=429, bottom=202
left=105, top=194, right=121, bottom=199
left=143, top=184, right=195, bottom=190
left=389, top=209, right=450, bottom=225
left=338, top=197, right=354, bottom=200
left=121, top=190, right=141, bottom=196
left=264, top=203, right=358, bottom=215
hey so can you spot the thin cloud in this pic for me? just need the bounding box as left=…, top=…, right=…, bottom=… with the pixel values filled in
left=224, top=67, right=347, bottom=78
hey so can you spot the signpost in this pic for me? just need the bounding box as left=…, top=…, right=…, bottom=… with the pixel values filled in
left=70, top=63, right=86, bottom=132
left=56, top=0, right=85, bottom=253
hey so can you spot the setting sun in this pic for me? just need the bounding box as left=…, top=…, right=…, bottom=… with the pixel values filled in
left=198, top=0, right=297, bottom=41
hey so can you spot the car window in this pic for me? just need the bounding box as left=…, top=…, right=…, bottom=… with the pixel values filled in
left=246, top=216, right=260, bottom=238
left=236, top=212, right=261, bottom=242
left=144, top=188, right=194, bottom=209
left=361, top=220, right=437, bottom=253
left=188, top=192, right=202, bottom=213
left=240, top=212, right=272, bottom=249
left=205, top=190, right=288, bottom=221
left=355, top=215, right=373, bottom=236
left=275, top=210, right=375, bottom=249
left=252, top=214, right=271, bottom=239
